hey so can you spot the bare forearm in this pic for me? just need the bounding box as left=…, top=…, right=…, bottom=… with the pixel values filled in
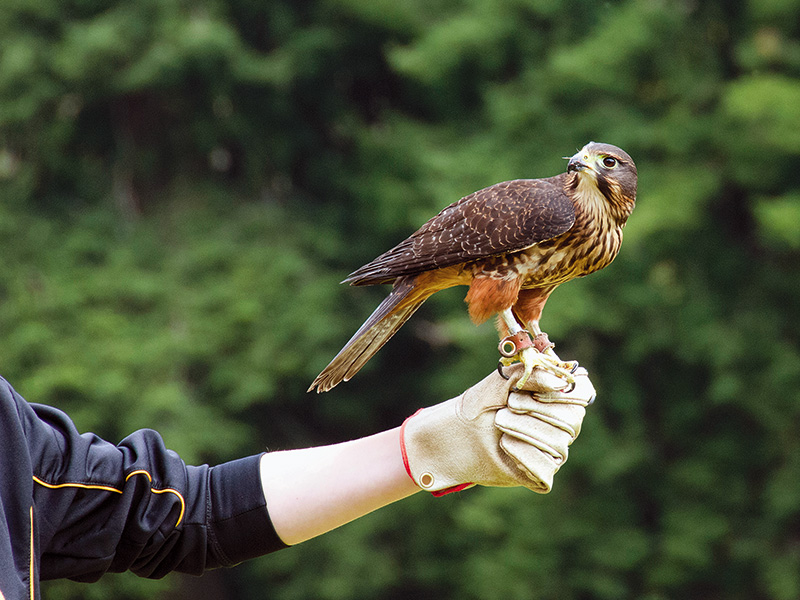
left=259, top=427, right=420, bottom=545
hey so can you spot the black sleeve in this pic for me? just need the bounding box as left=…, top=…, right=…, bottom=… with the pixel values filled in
left=5, top=379, right=288, bottom=582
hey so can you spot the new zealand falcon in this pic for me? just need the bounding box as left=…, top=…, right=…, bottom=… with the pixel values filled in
left=309, top=142, right=637, bottom=393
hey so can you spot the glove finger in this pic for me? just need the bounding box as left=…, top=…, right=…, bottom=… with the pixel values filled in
left=457, top=370, right=516, bottom=421
left=504, top=396, right=587, bottom=439
left=498, top=434, right=559, bottom=494
left=495, top=408, right=574, bottom=460
left=509, top=372, right=596, bottom=407
left=514, top=366, right=575, bottom=393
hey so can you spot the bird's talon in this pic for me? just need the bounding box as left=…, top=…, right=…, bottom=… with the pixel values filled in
left=497, top=361, right=510, bottom=380
left=516, top=372, right=533, bottom=390
left=497, top=333, right=579, bottom=393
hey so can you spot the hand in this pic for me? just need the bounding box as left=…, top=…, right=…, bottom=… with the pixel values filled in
left=400, top=363, right=595, bottom=495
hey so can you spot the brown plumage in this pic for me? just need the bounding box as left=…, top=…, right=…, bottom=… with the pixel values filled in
left=309, top=142, right=637, bottom=393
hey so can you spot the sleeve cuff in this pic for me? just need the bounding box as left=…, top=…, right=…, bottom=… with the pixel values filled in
left=208, top=454, right=288, bottom=565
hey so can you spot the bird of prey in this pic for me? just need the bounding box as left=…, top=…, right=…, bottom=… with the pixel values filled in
left=309, top=142, right=637, bottom=393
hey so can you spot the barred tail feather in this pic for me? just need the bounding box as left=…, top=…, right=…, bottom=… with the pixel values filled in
left=308, top=278, right=430, bottom=393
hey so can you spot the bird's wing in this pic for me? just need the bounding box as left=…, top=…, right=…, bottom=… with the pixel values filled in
left=345, top=175, right=575, bottom=285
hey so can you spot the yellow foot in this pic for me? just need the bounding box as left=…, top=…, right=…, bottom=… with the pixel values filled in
left=497, top=335, right=578, bottom=391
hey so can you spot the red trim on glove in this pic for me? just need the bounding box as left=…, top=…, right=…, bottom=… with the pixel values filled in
left=400, top=409, right=475, bottom=496
left=399, top=410, right=422, bottom=484
left=431, top=483, right=473, bottom=497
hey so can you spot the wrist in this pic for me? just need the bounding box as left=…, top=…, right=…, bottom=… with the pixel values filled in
left=399, top=397, right=486, bottom=495
left=261, top=429, right=419, bottom=545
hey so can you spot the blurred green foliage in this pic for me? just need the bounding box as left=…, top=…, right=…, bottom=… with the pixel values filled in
left=1, top=0, right=799, bottom=597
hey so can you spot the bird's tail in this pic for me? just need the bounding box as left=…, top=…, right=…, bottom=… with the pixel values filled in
left=308, top=277, right=431, bottom=393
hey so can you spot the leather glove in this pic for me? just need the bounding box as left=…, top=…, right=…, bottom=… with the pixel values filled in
left=400, top=364, right=595, bottom=495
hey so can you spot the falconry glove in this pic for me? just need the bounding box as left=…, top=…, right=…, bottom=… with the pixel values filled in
left=400, top=364, right=594, bottom=495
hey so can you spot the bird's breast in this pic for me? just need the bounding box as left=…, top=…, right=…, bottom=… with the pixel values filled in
left=475, top=218, right=623, bottom=289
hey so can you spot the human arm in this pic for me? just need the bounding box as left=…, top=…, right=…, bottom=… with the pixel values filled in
left=260, top=364, right=594, bottom=545
left=260, top=427, right=419, bottom=545
left=4, top=359, right=591, bottom=590
left=0, top=376, right=286, bottom=587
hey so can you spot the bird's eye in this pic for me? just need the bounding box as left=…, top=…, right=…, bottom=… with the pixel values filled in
left=602, top=156, right=618, bottom=169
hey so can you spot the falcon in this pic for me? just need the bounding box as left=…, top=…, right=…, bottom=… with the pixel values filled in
left=309, top=142, right=637, bottom=393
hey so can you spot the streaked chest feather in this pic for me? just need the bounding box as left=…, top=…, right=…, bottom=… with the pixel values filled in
left=514, top=227, right=622, bottom=287
left=472, top=185, right=623, bottom=286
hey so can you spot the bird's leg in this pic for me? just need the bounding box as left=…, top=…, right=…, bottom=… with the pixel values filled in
left=525, top=320, right=579, bottom=383
left=497, top=309, right=576, bottom=390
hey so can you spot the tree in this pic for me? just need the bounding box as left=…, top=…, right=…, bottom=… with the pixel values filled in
left=0, top=0, right=798, bottom=597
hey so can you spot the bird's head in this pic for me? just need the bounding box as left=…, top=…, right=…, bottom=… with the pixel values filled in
left=565, top=142, right=637, bottom=225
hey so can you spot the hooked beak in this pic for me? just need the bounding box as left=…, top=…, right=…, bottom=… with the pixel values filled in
left=567, top=151, right=591, bottom=174
left=567, top=157, right=585, bottom=173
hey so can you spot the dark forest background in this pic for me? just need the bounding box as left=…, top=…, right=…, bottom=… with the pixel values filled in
left=2, top=0, right=800, bottom=597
